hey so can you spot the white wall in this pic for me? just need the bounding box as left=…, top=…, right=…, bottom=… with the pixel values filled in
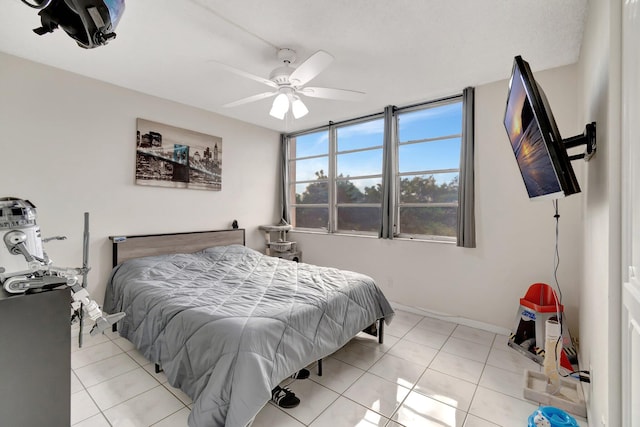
left=291, top=63, right=585, bottom=334
left=0, top=47, right=594, bottom=388
left=0, top=52, right=280, bottom=305
left=577, top=0, right=622, bottom=425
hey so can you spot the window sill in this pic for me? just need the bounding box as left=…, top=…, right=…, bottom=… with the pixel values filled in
left=394, top=235, right=456, bottom=245
left=289, top=229, right=456, bottom=244
left=289, top=229, right=378, bottom=239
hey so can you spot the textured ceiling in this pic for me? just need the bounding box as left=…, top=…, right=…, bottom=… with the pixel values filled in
left=0, top=0, right=588, bottom=133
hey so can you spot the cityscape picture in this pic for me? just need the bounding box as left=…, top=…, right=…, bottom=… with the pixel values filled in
left=135, top=118, right=222, bottom=191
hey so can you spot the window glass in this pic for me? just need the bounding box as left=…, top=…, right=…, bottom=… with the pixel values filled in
left=337, top=149, right=383, bottom=177
left=293, top=158, right=328, bottom=182
left=286, top=95, right=465, bottom=240
left=289, top=130, right=329, bottom=229
left=291, top=131, right=329, bottom=158
left=336, top=177, right=383, bottom=204
left=337, top=119, right=383, bottom=152
left=337, top=207, right=381, bottom=232
left=333, top=119, right=384, bottom=234
left=399, top=206, right=458, bottom=237
left=398, top=138, right=461, bottom=173
left=399, top=173, right=459, bottom=203
left=295, top=182, right=328, bottom=204
left=293, top=207, right=328, bottom=229
left=396, top=100, right=462, bottom=238
left=398, top=102, right=462, bottom=142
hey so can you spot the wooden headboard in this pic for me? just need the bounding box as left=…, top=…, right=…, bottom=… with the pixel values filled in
left=109, top=229, right=245, bottom=266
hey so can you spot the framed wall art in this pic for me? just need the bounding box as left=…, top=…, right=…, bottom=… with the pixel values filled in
left=135, top=118, right=222, bottom=191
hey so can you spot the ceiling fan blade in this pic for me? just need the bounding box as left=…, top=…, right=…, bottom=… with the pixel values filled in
left=210, top=61, right=278, bottom=89
left=223, top=91, right=277, bottom=108
left=289, top=50, right=334, bottom=86
left=301, top=87, right=366, bottom=102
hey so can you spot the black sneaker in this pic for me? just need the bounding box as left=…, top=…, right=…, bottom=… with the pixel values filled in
left=290, top=368, right=310, bottom=380
left=271, top=386, right=300, bottom=409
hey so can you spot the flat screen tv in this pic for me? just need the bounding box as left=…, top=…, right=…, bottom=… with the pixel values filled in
left=504, top=55, right=580, bottom=200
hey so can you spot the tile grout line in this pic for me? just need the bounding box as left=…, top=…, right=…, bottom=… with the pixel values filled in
left=341, top=317, right=456, bottom=426
left=74, top=357, right=141, bottom=390
left=74, top=311, right=567, bottom=427
left=392, top=320, right=457, bottom=427
left=72, top=328, right=190, bottom=427
left=463, top=333, right=496, bottom=426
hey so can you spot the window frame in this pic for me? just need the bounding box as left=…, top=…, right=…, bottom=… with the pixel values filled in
left=333, top=116, right=385, bottom=235
left=393, top=98, right=463, bottom=241
left=288, top=128, right=331, bottom=232
left=286, top=94, right=464, bottom=242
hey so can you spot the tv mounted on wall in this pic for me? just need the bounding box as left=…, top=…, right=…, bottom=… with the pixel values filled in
left=503, top=55, right=596, bottom=200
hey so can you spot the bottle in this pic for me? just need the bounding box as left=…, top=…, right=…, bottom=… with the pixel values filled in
left=544, top=319, right=562, bottom=394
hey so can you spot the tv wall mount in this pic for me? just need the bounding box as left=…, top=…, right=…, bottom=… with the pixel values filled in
left=564, top=122, right=596, bottom=162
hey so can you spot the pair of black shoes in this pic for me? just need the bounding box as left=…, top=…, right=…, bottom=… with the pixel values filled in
left=270, top=368, right=310, bottom=409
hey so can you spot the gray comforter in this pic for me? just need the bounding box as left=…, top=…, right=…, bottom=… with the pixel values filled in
left=103, top=244, right=394, bottom=427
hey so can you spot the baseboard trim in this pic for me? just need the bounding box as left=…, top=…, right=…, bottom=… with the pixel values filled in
left=390, top=301, right=511, bottom=336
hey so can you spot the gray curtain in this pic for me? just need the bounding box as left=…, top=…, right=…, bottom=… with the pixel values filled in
left=456, top=87, right=476, bottom=247
left=279, top=134, right=291, bottom=225
left=379, top=105, right=395, bottom=239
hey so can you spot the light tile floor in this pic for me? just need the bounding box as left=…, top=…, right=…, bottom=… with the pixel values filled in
left=70, top=310, right=590, bottom=426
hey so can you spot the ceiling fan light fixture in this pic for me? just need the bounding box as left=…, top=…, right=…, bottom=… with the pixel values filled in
left=270, top=92, right=289, bottom=119
left=217, top=48, right=365, bottom=121
left=292, top=97, right=309, bottom=119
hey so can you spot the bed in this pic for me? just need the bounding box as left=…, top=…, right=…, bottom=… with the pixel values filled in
left=103, top=229, right=394, bottom=427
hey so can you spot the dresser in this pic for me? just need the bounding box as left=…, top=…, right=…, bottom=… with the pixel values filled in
left=0, top=288, right=71, bottom=427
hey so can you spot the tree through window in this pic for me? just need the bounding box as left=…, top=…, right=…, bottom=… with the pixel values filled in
left=286, top=96, right=464, bottom=241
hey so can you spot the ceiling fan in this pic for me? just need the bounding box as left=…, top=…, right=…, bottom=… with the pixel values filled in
left=215, top=48, right=366, bottom=120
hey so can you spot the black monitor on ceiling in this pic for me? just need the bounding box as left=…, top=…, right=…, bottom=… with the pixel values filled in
left=503, top=55, right=586, bottom=200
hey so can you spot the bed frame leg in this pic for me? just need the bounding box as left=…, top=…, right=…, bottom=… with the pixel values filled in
left=378, top=318, right=384, bottom=344
left=317, top=359, right=323, bottom=376
left=112, top=323, right=118, bottom=333
left=155, top=364, right=163, bottom=374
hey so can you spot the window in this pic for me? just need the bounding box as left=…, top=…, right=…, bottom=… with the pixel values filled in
left=286, top=95, right=466, bottom=241
left=396, top=100, right=463, bottom=240
left=289, top=130, right=329, bottom=230
left=335, top=119, right=384, bottom=233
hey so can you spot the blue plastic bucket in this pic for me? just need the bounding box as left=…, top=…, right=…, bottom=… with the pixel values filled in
left=528, top=406, right=578, bottom=427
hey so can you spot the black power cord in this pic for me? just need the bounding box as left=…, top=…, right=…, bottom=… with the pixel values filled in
left=551, top=200, right=591, bottom=383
